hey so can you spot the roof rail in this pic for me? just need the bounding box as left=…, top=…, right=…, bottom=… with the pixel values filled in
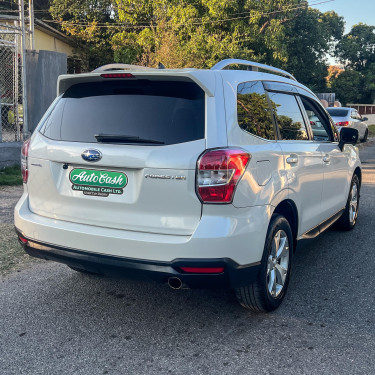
left=92, top=63, right=156, bottom=73
left=211, top=59, right=296, bottom=81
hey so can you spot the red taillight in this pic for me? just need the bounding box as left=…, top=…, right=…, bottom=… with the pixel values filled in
left=197, top=148, right=250, bottom=203
left=18, top=235, right=28, bottom=244
left=21, top=139, right=30, bottom=183
left=100, top=73, right=135, bottom=78
left=336, top=121, right=349, bottom=126
left=180, top=267, right=224, bottom=274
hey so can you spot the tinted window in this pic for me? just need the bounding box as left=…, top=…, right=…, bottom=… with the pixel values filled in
left=326, top=108, right=349, bottom=117
left=267, top=92, right=308, bottom=140
left=237, top=81, right=275, bottom=140
left=300, top=97, right=330, bottom=141
left=40, top=80, right=205, bottom=145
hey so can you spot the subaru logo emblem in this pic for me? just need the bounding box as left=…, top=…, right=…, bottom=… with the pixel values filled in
left=81, top=149, right=102, bottom=162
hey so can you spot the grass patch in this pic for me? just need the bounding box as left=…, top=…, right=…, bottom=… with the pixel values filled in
left=0, top=224, right=38, bottom=276
left=0, top=165, right=22, bottom=186
left=368, top=124, right=375, bottom=137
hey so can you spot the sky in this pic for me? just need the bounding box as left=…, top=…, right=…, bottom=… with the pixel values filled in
left=312, top=0, right=375, bottom=33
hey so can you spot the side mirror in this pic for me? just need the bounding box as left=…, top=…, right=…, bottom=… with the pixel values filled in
left=339, top=127, right=358, bottom=151
left=363, top=116, right=368, bottom=121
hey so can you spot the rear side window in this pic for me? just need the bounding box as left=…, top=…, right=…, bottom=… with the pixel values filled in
left=40, top=80, right=205, bottom=145
left=237, top=81, right=275, bottom=140
left=326, top=108, right=349, bottom=117
left=267, top=92, right=308, bottom=140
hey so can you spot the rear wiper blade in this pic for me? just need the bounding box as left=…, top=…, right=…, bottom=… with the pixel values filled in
left=94, top=134, right=164, bottom=145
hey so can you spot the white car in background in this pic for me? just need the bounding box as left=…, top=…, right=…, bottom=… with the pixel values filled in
left=15, top=60, right=362, bottom=312
left=327, top=107, right=369, bottom=142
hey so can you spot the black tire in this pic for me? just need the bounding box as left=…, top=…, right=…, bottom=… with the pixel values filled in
left=67, top=265, right=100, bottom=275
left=360, top=129, right=368, bottom=143
left=334, top=174, right=360, bottom=231
left=235, top=214, right=293, bottom=312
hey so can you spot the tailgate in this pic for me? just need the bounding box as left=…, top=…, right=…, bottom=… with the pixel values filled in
left=28, top=135, right=204, bottom=235
left=27, top=77, right=208, bottom=236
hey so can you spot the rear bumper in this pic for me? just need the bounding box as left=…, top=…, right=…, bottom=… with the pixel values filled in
left=16, top=230, right=261, bottom=289
left=15, top=192, right=271, bottom=265
left=14, top=192, right=271, bottom=288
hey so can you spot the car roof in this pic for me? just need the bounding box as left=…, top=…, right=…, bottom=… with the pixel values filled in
left=57, top=59, right=316, bottom=99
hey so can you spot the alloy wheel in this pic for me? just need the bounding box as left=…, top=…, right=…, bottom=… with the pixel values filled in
left=349, top=182, right=359, bottom=224
left=267, top=229, right=290, bottom=298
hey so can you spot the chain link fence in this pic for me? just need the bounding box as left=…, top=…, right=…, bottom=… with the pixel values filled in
left=0, top=23, right=29, bottom=142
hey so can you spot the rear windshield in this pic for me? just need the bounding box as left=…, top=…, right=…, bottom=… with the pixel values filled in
left=326, top=108, right=349, bottom=117
left=40, top=80, right=205, bottom=145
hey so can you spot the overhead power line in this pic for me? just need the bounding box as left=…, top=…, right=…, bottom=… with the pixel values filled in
left=1, top=0, right=334, bottom=14
left=40, top=0, right=335, bottom=30
left=2, top=0, right=335, bottom=29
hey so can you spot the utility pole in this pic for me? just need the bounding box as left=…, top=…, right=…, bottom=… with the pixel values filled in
left=28, top=0, right=35, bottom=50
left=19, top=0, right=28, bottom=138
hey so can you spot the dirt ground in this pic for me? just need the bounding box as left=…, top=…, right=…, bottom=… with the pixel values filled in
left=0, top=185, right=37, bottom=275
left=0, top=185, right=23, bottom=224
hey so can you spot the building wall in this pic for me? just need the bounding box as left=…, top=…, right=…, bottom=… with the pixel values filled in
left=34, top=28, right=74, bottom=56
left=0, top=19, right=74, bottom=56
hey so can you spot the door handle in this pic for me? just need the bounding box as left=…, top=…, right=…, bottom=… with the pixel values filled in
left=286, top=155, right=298, bottom=164
left=323, top=154, right=330, bottom=163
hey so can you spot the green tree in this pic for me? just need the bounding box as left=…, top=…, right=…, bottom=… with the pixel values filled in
left=330, top=23, right=375, bottom=104
left=364, top=63, right=375, bottom=103
left=330, top=70, right=364, bottom=105
left=335, top=23, right=375, bottom=71
left=112, top=0, right=254, bottom=67
left=112, top=0, right=343, bottom=88
left=49, top=0, right=118, bottom=70
left=281, top=9, right=344, bottom=91
left=48, top=0, right=344, bottom=79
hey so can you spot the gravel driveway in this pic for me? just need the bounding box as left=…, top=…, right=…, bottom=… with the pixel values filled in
left=1, top=142, right=375, bottom=374
left=0, top=185, right=23, bottom=224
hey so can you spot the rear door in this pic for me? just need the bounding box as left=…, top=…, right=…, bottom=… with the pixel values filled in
left=300, top=95, right=350, bottom=219
left=267, top=88, right=325, bottom=235
left=27, top=77, right=207, bottom=235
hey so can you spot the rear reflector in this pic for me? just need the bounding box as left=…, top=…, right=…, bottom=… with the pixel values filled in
left=336, top=121, right=349, bottom=126
left=100, top=73, right=135, bottom=78
left=180, top=267, right=224, bottom=274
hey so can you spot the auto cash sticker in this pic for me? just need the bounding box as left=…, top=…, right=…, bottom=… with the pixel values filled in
left=69, top=168, right=127, bottom=197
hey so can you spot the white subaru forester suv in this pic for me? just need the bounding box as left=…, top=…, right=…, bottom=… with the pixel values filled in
left=15, top=59, right=361, bottom=312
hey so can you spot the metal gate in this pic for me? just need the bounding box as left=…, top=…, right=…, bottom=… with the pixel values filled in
left=0, top=24, right=22, bottom=142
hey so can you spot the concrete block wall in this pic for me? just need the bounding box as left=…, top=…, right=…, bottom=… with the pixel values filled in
left=0, top=142, right=22, bottom=169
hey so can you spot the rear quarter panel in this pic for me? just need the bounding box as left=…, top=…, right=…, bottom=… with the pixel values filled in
left=220, top=72, right=289, bottom=209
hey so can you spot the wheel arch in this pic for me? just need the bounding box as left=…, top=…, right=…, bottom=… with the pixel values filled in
left=354, top=166, right=362, bottom=186
left=272, top=199, right=299, bottom=251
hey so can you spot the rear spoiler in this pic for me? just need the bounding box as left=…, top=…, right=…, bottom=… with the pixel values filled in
left=57, top=70, right=216, bottom=97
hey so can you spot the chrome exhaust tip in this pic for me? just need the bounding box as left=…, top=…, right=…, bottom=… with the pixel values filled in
left=168, top=277, right=183, bottom=290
